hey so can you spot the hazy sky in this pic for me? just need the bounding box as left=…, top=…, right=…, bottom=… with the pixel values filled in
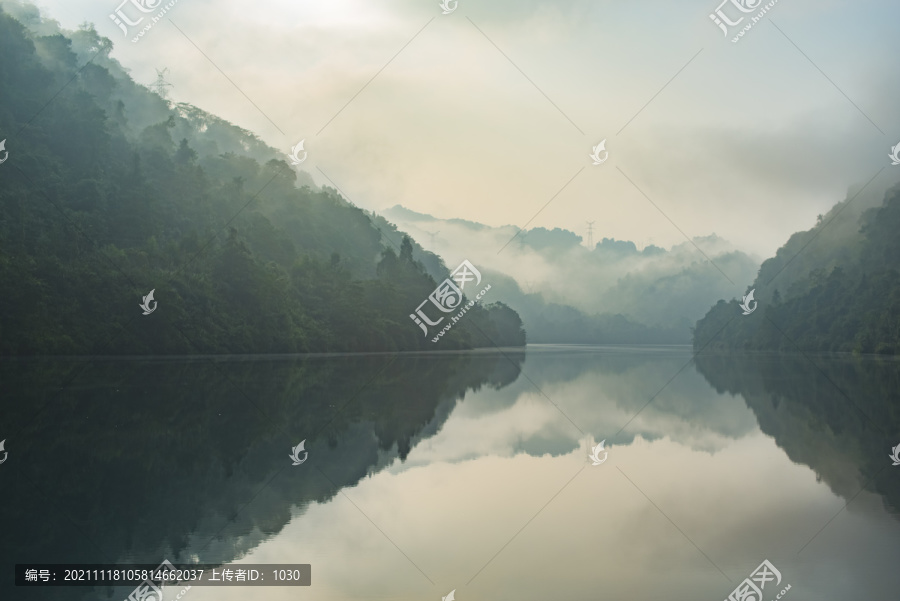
left=28, top=0, right=900, bottom=256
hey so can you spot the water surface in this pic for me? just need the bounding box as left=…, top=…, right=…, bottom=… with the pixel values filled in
left=2, top=346, right=899, bottom=600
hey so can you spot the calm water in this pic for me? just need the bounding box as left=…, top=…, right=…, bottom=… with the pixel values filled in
left=2, top=346, right=899, bottom=600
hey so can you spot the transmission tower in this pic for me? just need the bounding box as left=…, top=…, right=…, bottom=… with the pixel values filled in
left=152, top=68, right=173, bottom=99
left=423, top=230, right=440, bottom=247
left=586, top=221, right=595, bottom=250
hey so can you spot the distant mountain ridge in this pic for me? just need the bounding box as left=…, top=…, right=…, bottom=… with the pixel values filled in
left=383, top=205, right=493, bottom=231
left=382, top=205, right=761, bottom=343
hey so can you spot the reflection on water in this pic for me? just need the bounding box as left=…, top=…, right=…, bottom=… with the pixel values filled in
left=695, top=352, right=900, bottom=517
left=1, top=347, right=899, bottom=600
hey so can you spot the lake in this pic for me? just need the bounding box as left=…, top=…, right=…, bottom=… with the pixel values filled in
left=2, top=346, right=899, bottom=600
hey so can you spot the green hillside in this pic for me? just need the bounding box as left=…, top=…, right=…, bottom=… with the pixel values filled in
left=0, top=7, right=524, bottom=354
left=694, top=182, right=900, bottom=354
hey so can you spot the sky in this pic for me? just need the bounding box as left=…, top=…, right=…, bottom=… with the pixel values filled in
left=25, top=0, right=900, bottom=257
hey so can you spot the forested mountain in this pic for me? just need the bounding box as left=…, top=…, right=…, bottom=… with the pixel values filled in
left=382, top=205, right=760, bottom=343
left=465, top=269, right=689, bottom=344
left=0, top=5, right=524, bottom=354
left=693, top=179, right=900, bottom=354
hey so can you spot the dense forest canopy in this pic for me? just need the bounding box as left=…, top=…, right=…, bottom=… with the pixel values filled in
left=0, top=5, right=525, bottom=354
left=693, top=181, right=900, bottom=354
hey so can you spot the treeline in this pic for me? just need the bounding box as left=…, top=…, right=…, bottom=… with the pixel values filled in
left=0, top=7, right=524, bottom=354
left=481, top=270, right=692, bottom=344
left=693, top=183, right=900, bottom=354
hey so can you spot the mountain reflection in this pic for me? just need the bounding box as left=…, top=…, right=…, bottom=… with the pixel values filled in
left=3, top=349, right=899, bottom=601
left=695, top=352, right=900, bottom=517
left=0, top=352, right=523, bottom=600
